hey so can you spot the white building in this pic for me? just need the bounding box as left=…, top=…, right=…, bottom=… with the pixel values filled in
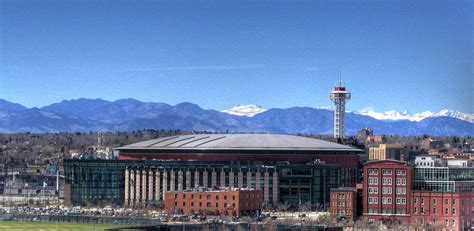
left=414, top=156, right=443, bottom=167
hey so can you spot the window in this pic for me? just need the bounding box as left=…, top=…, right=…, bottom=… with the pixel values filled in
left=207, top=202, right=211, bottom=207
left=421, top=198, right=424, bottom=204
left=452, top=199, right=456, bottom=205
left=421, top=207, right=424, bottom=214
left=216, top=202, right=218, bottom=207
left=382, top=187, right=392, bottom=194
left=216, top=195, right=219, bottom=199
left=183, top=194, right=186, bottom=199
left=199, top=194, right=202, bottom=199
left=445, top=208, right=449, bottom=215
left=199, top=202, right=202, bottom=207
left=414, top=207, right=417, bottom=214
left=433, top=198, right=437, bottom=205
left=382, top=177, right=392, bottom=185
left=174, top=201, right=177, bottom=206
left=445, top=198, right=449, bottom=204
left=191, top=202, right=194, bottom=206
left=207, top=195, right=211, bottom=199
left=396, top=178, right=406, bottom=185
left=433, top=208, right=436, bottom=214
left=414, top=198, right=417, bottom=203
left=224, top=195, right=227, bottom=200
left=396, top=198, right=406, bottom=204
left=224, top=203, right=227, bottom=208
left=382, top=197, right=392, bottom=204
left=396, top=188, right=406, bottom=194
left=183, top=202, right=186, bottom=206
left=383, top=169, right=392, bottom=175
left=232, top=195, right=235, bottom=200
left=191, top=194, right=194, bottom=199
left=369, top=177, right=379, bottom=185
left=175, top=194, right=178, bottom=199
left=452, top=208, right=456, bottom=215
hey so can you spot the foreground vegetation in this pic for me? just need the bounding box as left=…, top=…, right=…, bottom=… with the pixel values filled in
left=0, top=221, right=126, bottom=231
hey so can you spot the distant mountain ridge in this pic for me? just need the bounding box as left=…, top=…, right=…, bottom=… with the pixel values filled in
left=221, top=104, right=474, bottom=123
left=353, top=109, right=474, bottom=123
left=0, top=98, right=471, bottom=136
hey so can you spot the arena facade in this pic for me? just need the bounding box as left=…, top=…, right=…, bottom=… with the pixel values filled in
left=64, top=134, right=361, bottom=209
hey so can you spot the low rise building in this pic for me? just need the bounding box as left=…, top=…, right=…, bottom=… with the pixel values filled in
left=164, top=188, right=263, bottom=216
left=414, top=156, right=443, bottom=167
left=330, top=188, right=357, bottom=222
left=368, top=144, right=408, bottom=161
left=411, top=191, right=474, bottom=230
left=363, top=160, right=413, bottom=225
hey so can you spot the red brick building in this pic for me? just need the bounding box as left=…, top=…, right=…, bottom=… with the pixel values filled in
left=411, top=191, right=474, bottom=230
left=164, top=188, right=263, bottom=216
left=330, top=188, right=357, bottom=222
left=363, top=160, right=413, bottom=225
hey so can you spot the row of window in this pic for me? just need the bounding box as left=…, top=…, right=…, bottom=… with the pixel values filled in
left=333, top=193, right=352, bottom=199
left=332, top=201, right=352, bottom=207
left=175, top=201, right=238, bottom=208
left=413, top=198, right=456, bottom=205
left=173, top=193, right=260, bottom=200
left=368, top=177, right=406, bottom=186
left=413, top=207, right=456, bottom=215
left=367, top=208, right=408, bottom=215
left=369, top=186, right=410, bottom=195
left=368, top=169, right=407, bottom=175
left=414, top=218, right=457, bottom=226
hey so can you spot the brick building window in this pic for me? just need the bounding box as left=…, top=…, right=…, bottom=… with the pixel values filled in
left=433, top=198, right=436, bottom=205
left=445, top=208, right=449, bottom=215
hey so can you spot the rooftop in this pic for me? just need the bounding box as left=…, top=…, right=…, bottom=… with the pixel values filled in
left=117, top=134, right=360, bottom=152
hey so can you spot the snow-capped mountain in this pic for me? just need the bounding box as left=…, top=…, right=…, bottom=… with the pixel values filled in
left=222, top=104, right=267, bottom=117
left=355, top=109, right=474, bottom=123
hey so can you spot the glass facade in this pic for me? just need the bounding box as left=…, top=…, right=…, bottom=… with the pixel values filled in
left=64, top=160, right=127, bottom=206
left=64, top=159, right=341, bottom=208
left=413, top=167, right=474, bottom=192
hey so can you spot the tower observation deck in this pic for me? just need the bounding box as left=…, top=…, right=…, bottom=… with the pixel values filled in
left=330, top=79, right=351, bottom=139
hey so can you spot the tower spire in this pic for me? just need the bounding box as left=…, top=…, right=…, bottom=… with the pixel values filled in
left=330, top=74, right=351, bottom=141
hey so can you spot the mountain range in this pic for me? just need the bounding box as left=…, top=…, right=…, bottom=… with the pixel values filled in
left=0, top=98, right=472, bottom=136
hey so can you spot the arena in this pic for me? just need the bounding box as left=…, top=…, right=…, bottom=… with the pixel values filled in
left=64, top=134, right=361, bottom=209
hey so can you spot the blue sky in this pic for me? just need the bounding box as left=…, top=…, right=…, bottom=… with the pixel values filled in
left=0, top=0, right=472, bottom=113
